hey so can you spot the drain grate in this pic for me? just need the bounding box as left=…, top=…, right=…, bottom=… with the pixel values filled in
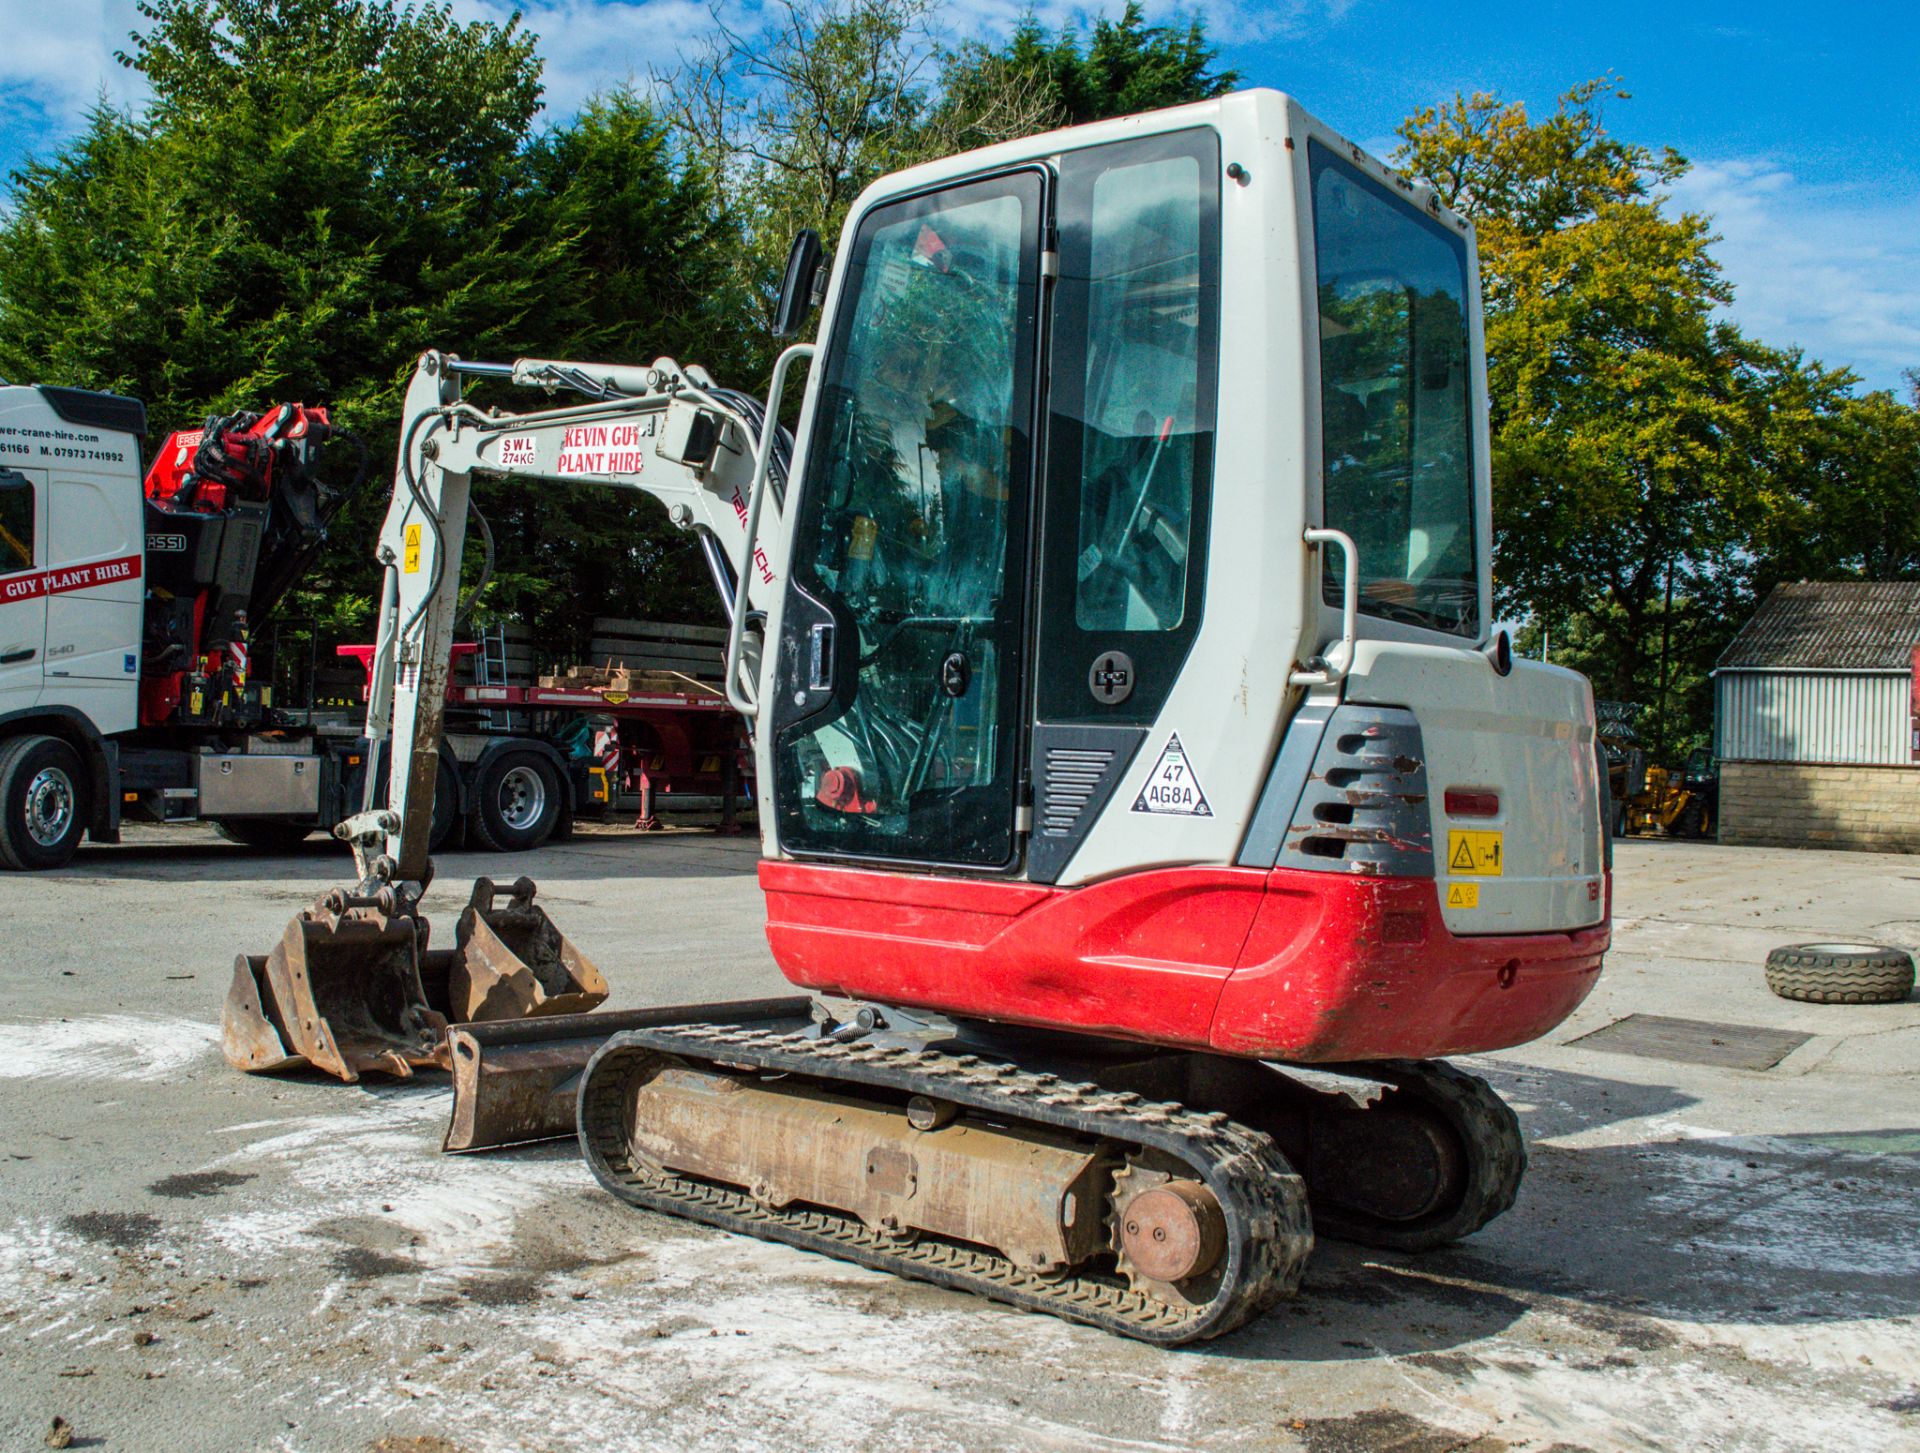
left=1568, top=1013, right=1811, bottom=1071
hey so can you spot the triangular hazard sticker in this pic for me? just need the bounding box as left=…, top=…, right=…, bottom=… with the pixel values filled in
left=1450, top=837, right=1478, bottom=871
left=1130, top=732, right=1212, bottom=817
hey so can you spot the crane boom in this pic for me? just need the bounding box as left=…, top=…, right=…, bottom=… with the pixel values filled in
left=346, top=349, right=785, bottom=887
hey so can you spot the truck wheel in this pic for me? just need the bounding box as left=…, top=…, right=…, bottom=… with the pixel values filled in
left=1765, top=944, right=1915, bottom=1005
left=471, top=750, right=561, bottom=852
left=0, top=734, right=89, bottom=871
left=346, top=752, right=459, bottom=854
left=212, top=819, right=314, bottom=852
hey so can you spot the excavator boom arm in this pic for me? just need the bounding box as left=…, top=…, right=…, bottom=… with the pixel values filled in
left=352, top=350, right=784, bottom=886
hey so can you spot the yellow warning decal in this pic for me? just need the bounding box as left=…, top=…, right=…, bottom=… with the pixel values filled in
left=1447, top=829, right=1504, bottom=877
left=602, top=691, right=629, bottom=704
left=403, top=523, right=422, bottom=574
left=1446, top=881, right=1480, bottom=909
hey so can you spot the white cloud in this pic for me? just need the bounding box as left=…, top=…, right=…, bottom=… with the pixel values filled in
left=450, top=0, right=716, bottom=115
left=0, top=0, right=149, bottom=146
left=1667, top=156, right=1920, bottom=394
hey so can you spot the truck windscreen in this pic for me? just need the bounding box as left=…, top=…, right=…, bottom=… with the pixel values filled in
left=1309, top=143, right=1477, bottom=637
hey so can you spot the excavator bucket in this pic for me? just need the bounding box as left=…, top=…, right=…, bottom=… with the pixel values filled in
left=445, top=877, right=609, bottom=1023
left=220, top=889, right=448, bottom=1083
left=221, top=954, right=308, bottom=1073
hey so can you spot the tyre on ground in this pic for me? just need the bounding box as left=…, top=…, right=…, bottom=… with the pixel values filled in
left=1764, top=943, right=1915, bottom=1005
left=469, top=749, right=562, bottom=852
left=0, top=733, right=89, bottom=871
left=212, top=818, right=315, bottom=852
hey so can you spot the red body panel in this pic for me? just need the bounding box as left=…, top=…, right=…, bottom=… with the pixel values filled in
left=761, top=861, right=1608, bottom=1062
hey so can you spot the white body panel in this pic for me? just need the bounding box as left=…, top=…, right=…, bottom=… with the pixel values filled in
left=1345, top=642, right=1605, bottom=934
left=0, top=387, right=143, bottom=736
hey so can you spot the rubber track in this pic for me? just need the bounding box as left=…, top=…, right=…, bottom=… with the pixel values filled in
left=578, top=1023, right=1313, bottom=1344
left=1305, top=1060, right=1526, bottom=1254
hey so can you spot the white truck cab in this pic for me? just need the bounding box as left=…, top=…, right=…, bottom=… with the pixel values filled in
left=0, top=386, right=146, bottom=735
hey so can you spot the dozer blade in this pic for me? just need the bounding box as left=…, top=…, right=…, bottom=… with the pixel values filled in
left=442, top=997, right=811, bottom=1152
left=447, top=876, right=609, bottom=1022
left=222, top=889, right=448, bottom=1083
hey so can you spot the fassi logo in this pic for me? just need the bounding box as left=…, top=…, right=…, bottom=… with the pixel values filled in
left=0, top=554, right=143, bottom=602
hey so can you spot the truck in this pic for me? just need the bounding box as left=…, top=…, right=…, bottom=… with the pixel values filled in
left=0, top=387, right=611, bottom=869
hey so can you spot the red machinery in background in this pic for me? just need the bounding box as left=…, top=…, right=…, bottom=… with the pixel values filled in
left=139, top=405, right=364, bottom=728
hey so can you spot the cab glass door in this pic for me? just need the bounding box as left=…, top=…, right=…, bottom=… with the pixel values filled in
left=0, top=468, right=44, bottom=706
left=772, top=170, right=1044, bottom=867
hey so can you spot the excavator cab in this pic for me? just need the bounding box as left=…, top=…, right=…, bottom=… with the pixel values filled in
left=753, top=100, right=1605, bottom=1050
left=231, top=91, right=1610, bottom=1345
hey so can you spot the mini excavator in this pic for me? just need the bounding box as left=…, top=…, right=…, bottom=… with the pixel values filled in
left=240, top=91, right=1610, bottom=1343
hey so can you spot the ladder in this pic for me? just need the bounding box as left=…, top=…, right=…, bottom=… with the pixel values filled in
left=476, top=623, right=515, bottom=732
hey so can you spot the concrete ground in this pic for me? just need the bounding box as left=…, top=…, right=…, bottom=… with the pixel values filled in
left=1, top=826, right=1917, bottom=1453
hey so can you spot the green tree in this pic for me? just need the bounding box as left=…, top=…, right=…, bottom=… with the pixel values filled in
left=1403, top=79, right=1920, bottom=757
left=940, top=2, right=1236, bottom=138
left=1398, top=79, right=1761, bottom=755
left=662, top=0, right=965, bottom=335
left=0, top=0, right=558, bottom=637
left=465, top=88, right=752, bottom=638
left=662, top=0, right=1235, bottom=333
left=0, top=2, right=750, bottom=658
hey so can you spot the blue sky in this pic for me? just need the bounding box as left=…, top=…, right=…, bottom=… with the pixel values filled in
left=0, top=0, right=1914, bottom=391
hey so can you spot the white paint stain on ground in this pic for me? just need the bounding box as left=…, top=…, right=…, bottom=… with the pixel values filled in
left=0, top=1013, right=216, bottom=1082
left=202, top=1086, right=585, bottom=1272
left=1435, top=1338, right=1912, bottom=1453
left=454, top=1237, right=1194, bottom=1453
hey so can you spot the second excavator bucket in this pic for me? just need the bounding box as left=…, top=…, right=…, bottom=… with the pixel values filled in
left=446, top=877, right=609, bottom=1022
left=221, top=954, right=308, bottom=1073
left=221, top=889, right=448, bottom=1083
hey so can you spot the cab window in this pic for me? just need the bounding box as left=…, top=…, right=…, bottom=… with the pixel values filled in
left=0, top=472, right=32, bottom=573
left=1036, top=128, right=1220, bottom=722
left=1310, top=143, right=1477, bottom=636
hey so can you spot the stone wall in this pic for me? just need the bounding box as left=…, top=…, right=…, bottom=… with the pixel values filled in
left=1719, top=760, right=1920, bottom=853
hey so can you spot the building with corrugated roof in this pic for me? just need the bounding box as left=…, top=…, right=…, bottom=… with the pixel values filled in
left=1713, top=582, right=1920, bottom=851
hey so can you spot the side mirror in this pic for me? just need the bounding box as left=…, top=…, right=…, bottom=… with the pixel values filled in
left=773, top=230, right=824, bottom=339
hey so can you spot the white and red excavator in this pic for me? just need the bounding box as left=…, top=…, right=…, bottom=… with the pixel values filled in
left=219, top=89, right=1610, bottom=1344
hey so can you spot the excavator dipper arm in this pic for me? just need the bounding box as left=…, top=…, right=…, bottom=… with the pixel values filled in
left=224, top=348, right=794, bottom=1085
left=346, top=349, right=786, bottom=891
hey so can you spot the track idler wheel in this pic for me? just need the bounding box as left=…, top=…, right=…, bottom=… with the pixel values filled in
left=1112, top=1168, right=1230, bottom=1306
left=1298, top=1060, right=1525, bottom=1252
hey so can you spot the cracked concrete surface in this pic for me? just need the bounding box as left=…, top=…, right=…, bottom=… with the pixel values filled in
left=0, top=827, right=1916, bottom=1451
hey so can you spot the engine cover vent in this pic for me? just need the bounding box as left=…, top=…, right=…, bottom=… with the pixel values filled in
left=1276, top=705, right=1432, bottom=877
